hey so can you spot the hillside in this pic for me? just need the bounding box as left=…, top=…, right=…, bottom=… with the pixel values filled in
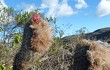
left=63, top=27, right=110, bottom=42
left=85, top=27, right=110, bottom=41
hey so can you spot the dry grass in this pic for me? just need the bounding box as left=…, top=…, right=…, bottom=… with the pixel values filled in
left=86, top=41, right=110, bottom=70
left=71, top=40, right=110, bottom=70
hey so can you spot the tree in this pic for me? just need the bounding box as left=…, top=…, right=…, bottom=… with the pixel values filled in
left=0, top=3, right=56, bottom=47
left=75, top=27, right=88, bottom=41
left=0, top=3, right=16, bottom=47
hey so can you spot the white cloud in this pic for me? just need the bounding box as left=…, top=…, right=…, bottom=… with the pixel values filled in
left=84, top=13, right=89, bottom=16
left=96, top=0, right=110, bottom=17
left=75, top=0, right=88, bottom=9
left=40, top=4, right=48, bottom=9
left=22, top=3, right=37, bottom=12
left=0, top=0, right=8, bottom=8
left=17, top=3, right=37, bottom=12
left=41, top=0, right=76, bottom=17
left=57, top=1, right=77, bottom=16
left=41, top=0, right=58, bottom=9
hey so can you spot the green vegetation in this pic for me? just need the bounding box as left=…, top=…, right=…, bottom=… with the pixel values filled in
left=0, top=63, right=12, bottom=70
left=1, top=2, right=110, bottom=70
left=0, top=2, right=61, bottom=69
left=0, top=3, right=89, bottom=68
left=0, top=2, right=56, bottom=47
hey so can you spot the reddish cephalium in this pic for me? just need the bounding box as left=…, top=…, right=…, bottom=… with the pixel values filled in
left=32, top=13, right=41, bottom=24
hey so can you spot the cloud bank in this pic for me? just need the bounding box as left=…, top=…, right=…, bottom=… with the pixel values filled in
left=2, top=0, right=110, bottom=18
left=41, top=0, right=77, bottom=17
left=16, top=3, right=37, bottom=12
left=96, top=0, right=110, bottom=17
left=75, top=0, right=88, bottom=9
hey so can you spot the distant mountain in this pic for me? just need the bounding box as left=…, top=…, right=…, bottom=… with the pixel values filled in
left=85, top=27, right=110, bottom=41
left=63, top=27, right=110, bottom=42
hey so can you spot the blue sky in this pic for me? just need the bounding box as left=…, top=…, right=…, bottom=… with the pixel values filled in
left=1, top=0, right=110, bottom=36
